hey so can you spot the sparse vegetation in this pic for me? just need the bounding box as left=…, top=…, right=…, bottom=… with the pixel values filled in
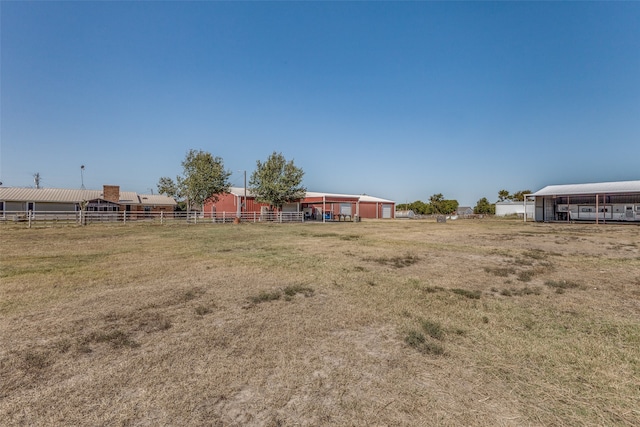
left=249, top=290, right=283, bottom=304
left=84, top=329, right=140, bottom=349
left=1, top=220, right=639, bottom=426
left=545, top=279, right=582, bottom=292
left=404, top=329, right=445, bottom=355
left=367, top=254, right=420, bottom=268
left=420, top=319, right=444, bottom=340
left=451, top=288, right=482, bottom=299
left=195, top=305, right=212, bottom=316
left=517, top=270, right=535, bottom=282
left=484, top=266, right=516, bottom=277
left=248, top=284, right=315, bottom=304
left=283, top=284, right=314, bottom=297
left=22, top=349, right=52, bottom=371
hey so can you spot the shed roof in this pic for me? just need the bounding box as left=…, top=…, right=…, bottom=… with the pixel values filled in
left=531, top=180, right=640, bottom=197
left=138, top=194, right=178, bottom=206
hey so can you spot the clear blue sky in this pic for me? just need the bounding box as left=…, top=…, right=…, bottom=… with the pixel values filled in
left=1, top=2, right=638, bottom=206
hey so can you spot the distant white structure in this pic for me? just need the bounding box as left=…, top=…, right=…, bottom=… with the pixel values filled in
left=495, top=200, right=534, bottom=218
left=395, top=210, right=415, bottom=219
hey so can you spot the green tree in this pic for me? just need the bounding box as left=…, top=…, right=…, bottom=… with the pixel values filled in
left=498, top=189, right=511, bottom=202
left=249, top=152, right=306, bottom=210
left=158, top=149, right=231, bottom=211
left=157, top=176, right=180, bottom=199
left=157, top=176, right=185, bottom=211
left=474, top=197, right=495, bottom=214
left=440, top=199, right=459, bottom=215
left=410, top=200, right=429, bottom=215
left=512, top=190, right=532, bottom=202
left=427, top=193, right=445, bottom=214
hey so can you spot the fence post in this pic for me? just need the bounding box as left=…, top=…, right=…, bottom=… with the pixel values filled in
left=28, top=210, right=32, bottom=229
left=161, top=211, right=164, bottom=225
left=123, top=211, right=126, bottom=224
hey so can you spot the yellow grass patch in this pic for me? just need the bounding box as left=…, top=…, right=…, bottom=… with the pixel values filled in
left=1, top=220, right=639, bottom=425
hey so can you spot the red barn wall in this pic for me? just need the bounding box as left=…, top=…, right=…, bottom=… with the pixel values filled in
left=203, top=193, right=395, bottom=219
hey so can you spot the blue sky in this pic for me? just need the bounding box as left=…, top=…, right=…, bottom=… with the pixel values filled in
left=1, top=2, right=638, bottom=206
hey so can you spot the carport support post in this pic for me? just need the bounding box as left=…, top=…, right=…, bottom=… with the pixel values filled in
left=323, top=196, right=326, bottom=223
left=596, top=194, right=599, bottom=225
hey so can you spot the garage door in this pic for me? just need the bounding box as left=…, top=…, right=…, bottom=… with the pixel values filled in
left=382, top=204, right=392, bottom=219
left=340, top=203, right=352, bottom=216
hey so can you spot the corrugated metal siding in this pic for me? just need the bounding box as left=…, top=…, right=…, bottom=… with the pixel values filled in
left=358, top=203, right=378, bottom=218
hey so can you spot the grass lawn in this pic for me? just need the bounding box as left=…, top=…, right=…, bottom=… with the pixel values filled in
left=1, top=219, right=639, bottom=426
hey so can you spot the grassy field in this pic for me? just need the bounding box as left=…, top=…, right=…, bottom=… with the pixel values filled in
left=1, top=219, right=639, bottom=426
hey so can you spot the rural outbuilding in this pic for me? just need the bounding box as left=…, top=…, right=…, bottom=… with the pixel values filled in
left=203, top=188, right=395, bottom=221
left=529, top=180, right=640, bottom=223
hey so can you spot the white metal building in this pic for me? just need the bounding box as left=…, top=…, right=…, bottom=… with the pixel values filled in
left=495, top=201, right=534, bottom=218
left=530, top=180, right=640, bottom=223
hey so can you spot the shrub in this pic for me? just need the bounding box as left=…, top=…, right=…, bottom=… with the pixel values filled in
left=22, top=350, right=52, bottom=371
left=484, top=267, right=516, bottom=277
left=451, top=288, right=481, bottom=299
left=404, top=330, right=445, bottom=355
left=283, top=284, right=314, bottom=297
left=420, top=319, right=444, bottom=340
left=249, top=290, right=282, bottom=304
left=195, top=305, right=212, bottom=316
left=517, top=270, right=535, bottom=282
left=87, top=329, right=139, bottom=349
left=545, top=280, right=581, bottom=292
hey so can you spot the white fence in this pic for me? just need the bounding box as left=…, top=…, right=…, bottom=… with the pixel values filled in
left=0, top=211, right=305, bottom=228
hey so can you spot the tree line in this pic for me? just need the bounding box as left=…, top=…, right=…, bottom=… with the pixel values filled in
left=157, top=149, right=305, bottom=212
left=397, top=189, right=532, bottom=215
left=396, top=194, right=459, bottom=215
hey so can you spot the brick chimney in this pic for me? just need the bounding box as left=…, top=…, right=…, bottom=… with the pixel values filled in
left=103, top=185, right=120, bottom=203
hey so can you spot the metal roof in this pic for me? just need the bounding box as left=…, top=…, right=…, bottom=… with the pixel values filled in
left=531, top=180, right=640, bottom=197
left=0, top=187, right=176, bottom=206
left=138, top=194, right=178, bottom=206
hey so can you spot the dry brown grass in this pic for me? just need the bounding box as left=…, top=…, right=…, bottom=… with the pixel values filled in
left=1, top=219, right=639, bottom=426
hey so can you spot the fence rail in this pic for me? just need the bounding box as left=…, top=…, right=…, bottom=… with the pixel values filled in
left=0, top=210, right=306, bottom=228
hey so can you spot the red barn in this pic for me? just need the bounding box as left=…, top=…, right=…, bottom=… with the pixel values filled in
left=203, top=188, right=395, bottom=221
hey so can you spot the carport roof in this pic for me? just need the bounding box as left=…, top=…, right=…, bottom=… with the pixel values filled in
left=531, top=180, right=640, bottom=197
